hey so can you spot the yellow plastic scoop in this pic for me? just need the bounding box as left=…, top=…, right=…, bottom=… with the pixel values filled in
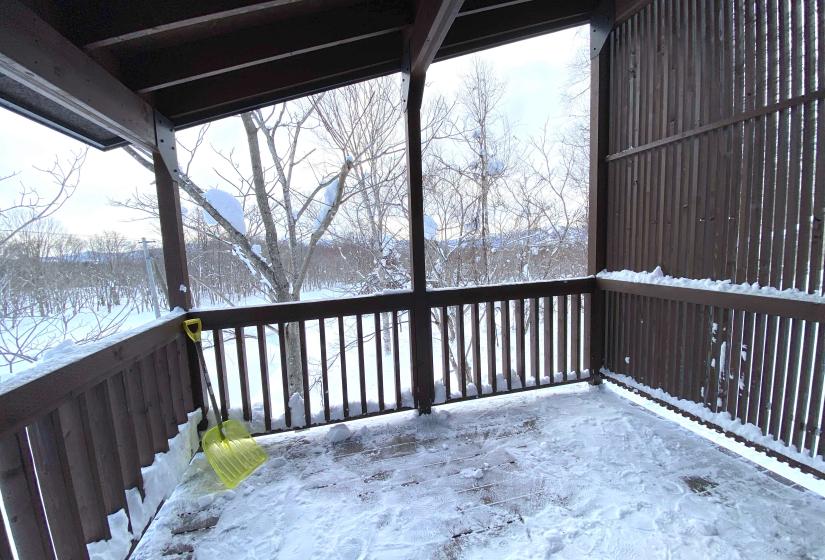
left=184, top=318, right=266, bottom=488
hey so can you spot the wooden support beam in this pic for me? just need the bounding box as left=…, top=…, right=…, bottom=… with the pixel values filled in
left=586, top=0, right=613, bottom=383
left=0, top=0, right=156, bottom=150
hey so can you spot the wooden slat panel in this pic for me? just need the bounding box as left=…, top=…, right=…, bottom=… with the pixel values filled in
left=122, top=364, right=155, bottom=467
left=79, top=383, right=126, bottom=516
left=138, top=355, right=169, bottom=454
left=57, top=399, right=109, bottom=543
left=106, top=371, right=145, bottom=490
left=256, top=325, right=272, bottom=432
left=29, top=412, right=88, bottom=558
left=164, top=340, right=187, bottom=424
left=152, top=345, right=178, bottom=438
left=0, top=431, right=54, bottom=559
left=235, top=327, right=252, bottom=421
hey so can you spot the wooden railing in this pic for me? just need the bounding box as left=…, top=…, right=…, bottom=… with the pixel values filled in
left=0, top=314, right=198, bottom=559
left=600, top=278, right=825, bottom=467
left=194, top=278, right=596, bottom=434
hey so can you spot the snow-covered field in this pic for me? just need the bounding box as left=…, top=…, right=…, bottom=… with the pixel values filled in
left=132, top=385, right=825, bottom=559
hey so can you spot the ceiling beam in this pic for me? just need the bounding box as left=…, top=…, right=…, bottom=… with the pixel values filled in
left=80, top=0, right=304, bottom=50
left=124, top=3, right=410, bottom=93
left=154, top=32, right=402, bottom=127
left=0, top=0, right=156, bottom=149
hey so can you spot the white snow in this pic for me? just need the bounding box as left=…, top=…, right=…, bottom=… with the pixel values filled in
left=602, top=369, right=825, bottom=472
left=179, top=284, right=188, bottom=293
left=316, top=177, right=341, bottom=225
left=85, top=410, right=201, bottom=560
left=325, top=423, right=352, bottom=443
left=598, top=267, right=825, bottom=302
left=423, top=214, right=438, bottom=240
left=203, top=189, right=246, bottom=235
left=131, top=387, right=825, bottom=559
left=624, top=356, right=631, bottom=364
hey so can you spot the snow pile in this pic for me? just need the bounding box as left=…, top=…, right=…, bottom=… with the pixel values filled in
left=325, top=423, right=352, bottom=443
left=288, top=393, right=306, bottom=428
left=316, top=177, right=341, bottom=225
left=598, top=267, right=825, bottom=302
left=602, top=369, right=825, bottom=472
left=203, top=189, right=246, bottom=234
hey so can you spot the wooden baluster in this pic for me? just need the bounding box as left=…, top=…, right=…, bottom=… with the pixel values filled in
left=557, top=295, right=568, bottom=381
left=235, top=327, right=252, bottom=421
left=471, top=303, right=481, bottom=396
left=29, top=411, right=88, bottom=558
left=374, top=313, right=385, bottom=411
left=393, top=311, right=402, bottom=409
left=356, top=315, right=367, bottom=414
left=515, top=299, right=525, bottom=388
left=486, top=302, right=497, bottom=392
left=530, top=298, right=539, bottom=386
left=256, top=325, right=272, bottom=432
left=137, top=356, right=168, bottom=454
left=319, top=319, right=331, bottom=422
left=213, top=329, right=230, bottom=421
left=457, top=305, right=466, bottom=398
left=441, top=306, right=450, bottom=399
left=0, top=431, right=54, bottom=559
left=175, top=336, right=195, bottom=413
left=543, top=297, right=554, bottom=383
left=338, top=316, right=350, bottom=419
left=571, top=294, right=581, bottom=379
left=299, top=320, right=312, bottom=426
left=502, top=300, right=512, bottom=391
left=278, top=323, right=291, bottom=428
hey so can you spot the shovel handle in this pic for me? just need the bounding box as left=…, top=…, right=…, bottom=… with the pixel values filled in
left=183, top=318, right=226, bottom=440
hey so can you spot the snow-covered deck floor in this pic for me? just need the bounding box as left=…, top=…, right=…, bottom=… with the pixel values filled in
left=133, top=385, right=825, bottom=559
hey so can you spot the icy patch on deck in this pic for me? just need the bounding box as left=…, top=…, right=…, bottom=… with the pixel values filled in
left=132, top=387, right=825, bottom=559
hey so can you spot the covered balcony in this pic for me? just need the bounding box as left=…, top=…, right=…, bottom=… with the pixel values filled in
left=0, top=0, right=823, bottom=558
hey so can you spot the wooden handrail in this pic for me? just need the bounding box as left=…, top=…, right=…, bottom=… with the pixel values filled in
left=0, top=315, right=184, bottom=439
left=427, top=277, right=595, bottom=307
left=597, top=278, right=825, bottom=322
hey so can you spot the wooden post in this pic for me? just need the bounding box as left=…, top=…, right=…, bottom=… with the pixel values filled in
left=152, top=112, right=206, bottom=422
left=404, top=71, right=435, bottom=413
left=586, top=1, right=613, bottom=384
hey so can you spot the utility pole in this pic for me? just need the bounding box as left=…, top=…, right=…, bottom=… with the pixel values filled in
left=142, top=237, right=161, bottom=318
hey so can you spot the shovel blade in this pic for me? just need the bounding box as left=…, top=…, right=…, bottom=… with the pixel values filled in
left=202, top=419, right=267, bottom=488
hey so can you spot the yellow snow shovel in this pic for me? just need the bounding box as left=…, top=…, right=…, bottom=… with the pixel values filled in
left=183, top=318, right=266, bottom=488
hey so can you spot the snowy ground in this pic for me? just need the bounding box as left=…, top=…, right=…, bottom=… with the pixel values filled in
left=132, top=385, right=825, bottom=559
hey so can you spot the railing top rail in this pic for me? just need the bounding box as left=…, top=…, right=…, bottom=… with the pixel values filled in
left=427, top=277, right=596, bottom=307
left=598, top=278, right=825, bottom=322
left=0, top=312, right=184, bottom=439
left=195, top=291, right=415, bottom=330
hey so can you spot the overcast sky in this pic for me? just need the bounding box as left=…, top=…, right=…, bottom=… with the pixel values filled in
left=0, top=27, right=587, bottom=245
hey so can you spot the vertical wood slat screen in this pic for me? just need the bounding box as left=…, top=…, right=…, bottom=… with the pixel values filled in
left=607, top=0, right=825, bottom=294
left=605, top=0, right=825, bottom=462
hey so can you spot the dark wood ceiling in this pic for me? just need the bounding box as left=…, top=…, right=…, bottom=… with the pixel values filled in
left=4, top=0, right=596, bottom=149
